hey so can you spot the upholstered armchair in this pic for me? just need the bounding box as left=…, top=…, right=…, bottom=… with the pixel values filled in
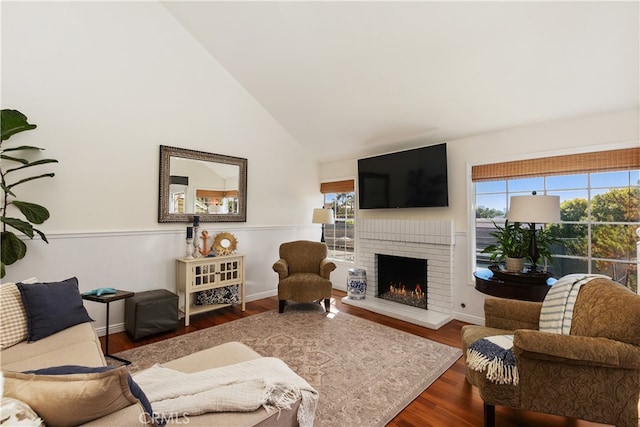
left=273, top=240, right=336, bottom=313
left=461, top=276, right=640, bottom=427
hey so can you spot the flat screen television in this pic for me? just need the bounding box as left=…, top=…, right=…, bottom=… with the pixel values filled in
left=357, top=143, right=449, bottom=209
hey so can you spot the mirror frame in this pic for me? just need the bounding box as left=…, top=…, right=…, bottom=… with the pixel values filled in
left=158, top=145, right=247, bottom=223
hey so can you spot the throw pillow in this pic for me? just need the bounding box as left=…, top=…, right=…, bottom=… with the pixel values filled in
left=3, top=366, right=139, bottom=426
left=23, top=365, right=154, bottom=423
left=0, top=278, right=38, bottom=350
left=16, top=277, right=93, bottom=342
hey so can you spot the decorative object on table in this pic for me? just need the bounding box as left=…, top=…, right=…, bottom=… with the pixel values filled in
left=192, top=216, right=200, bottom=257
left=508, top=192, right=560, bottom=272
left=197, top=230, right=215, bottom=257
left=347, top=268, right=367, bottom=300
left=311, top=208, right=334, bottom=243
left=213, top=232, right=238, bottom=256
left=481, top=219, right=528, bottom=272
left=82, top=287, right=117, bottom=297
left=185, top=226, right=194, bottom=259
left=0, top=109, right=58, bottom=279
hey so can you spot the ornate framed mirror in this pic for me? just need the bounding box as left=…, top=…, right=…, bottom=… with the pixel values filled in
left=158, top=145, right=247, bottom=223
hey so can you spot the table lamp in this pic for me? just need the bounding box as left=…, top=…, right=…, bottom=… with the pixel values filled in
left=508, top=192, right=560, bottom=273
left=312, top=208, right=334, bottom=242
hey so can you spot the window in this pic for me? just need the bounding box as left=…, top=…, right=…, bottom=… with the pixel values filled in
left=473, top=148, right=639, bottom=292
left=321, top=180, right=355, bottom=262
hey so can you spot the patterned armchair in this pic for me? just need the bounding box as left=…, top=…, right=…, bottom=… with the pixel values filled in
left=272, top=240, right=336, bottom=313
left=461, top=277, right=640, bottom=427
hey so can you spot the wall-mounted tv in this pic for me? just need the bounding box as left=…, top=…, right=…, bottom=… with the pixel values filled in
left=357, top=143, right=449, bottom=209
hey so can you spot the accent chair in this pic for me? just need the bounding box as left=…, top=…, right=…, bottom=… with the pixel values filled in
left=461, top=276, right=640, bottom=427
left=273, top=240, right=336, bottom=313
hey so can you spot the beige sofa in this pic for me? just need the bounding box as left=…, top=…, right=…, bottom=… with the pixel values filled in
left=1, top=279, right=304, bottom=426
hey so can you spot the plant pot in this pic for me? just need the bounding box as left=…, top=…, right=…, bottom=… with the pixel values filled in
left=505, top=257, right=525, bottom=273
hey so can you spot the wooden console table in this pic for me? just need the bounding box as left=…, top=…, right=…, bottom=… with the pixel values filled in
left=474, top=269, right=557, bottom=302
left=176, top=254, right=245, bottom=326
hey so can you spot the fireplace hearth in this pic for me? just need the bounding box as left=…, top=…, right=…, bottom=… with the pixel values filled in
left=377, top=254, right=427, bottom=310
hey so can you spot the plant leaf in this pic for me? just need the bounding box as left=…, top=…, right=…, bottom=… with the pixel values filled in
left=12, top=201, right=50, bottom=224
left=5, top=173, right=56, bottom=190
left=6, top=159, right=58, bottom=174
left=0, top=154, right=30, bottom=165
left=1, top=217, right=35, bottom=238
left=0, top=231, right=27, bottom=265
left=33, top=228, right=50, bottom=244
left=2, top=145, right=45, bottom=153
left=0, top=183, right=16, bottom=198
left=1, top=110, right=37, bottom=141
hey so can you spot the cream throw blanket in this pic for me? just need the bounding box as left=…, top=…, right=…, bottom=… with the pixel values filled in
left=133, top=357, right=318, bottom=427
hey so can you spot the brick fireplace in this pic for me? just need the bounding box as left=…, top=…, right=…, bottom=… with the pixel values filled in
left=341, top=219, right=454, bottom=329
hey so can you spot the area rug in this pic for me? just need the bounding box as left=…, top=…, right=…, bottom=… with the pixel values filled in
left=114, top=304, right=461, bottom=427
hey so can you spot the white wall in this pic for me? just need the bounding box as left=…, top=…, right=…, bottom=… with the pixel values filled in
left=2, top=2, right=325, bottom=333
left=320, top=109, right=640, bottom=324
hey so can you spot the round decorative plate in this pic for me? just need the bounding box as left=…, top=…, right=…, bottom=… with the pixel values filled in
left=213, top=232, right=238, bottom=256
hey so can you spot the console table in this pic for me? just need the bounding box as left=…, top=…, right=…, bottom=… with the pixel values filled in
left=176, top=254, right=245, bottom=326
left=474, top=269, right=557, bottom=302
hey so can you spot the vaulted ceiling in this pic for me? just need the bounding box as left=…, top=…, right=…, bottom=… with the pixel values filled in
left=162, top=1, right=639, bottom=163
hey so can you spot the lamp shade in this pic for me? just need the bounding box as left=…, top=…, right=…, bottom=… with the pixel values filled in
left=508, top=195, right=560, bottom=224
left=312, top=208, right=334, bottom=225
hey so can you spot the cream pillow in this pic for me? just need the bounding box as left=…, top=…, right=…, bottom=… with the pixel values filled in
left=2, top=366, right=139, bottom=427
left=0, top=278, right=38, bottom=350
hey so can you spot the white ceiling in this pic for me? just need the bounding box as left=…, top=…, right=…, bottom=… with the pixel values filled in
left=162, top=1, right=639, bottom=163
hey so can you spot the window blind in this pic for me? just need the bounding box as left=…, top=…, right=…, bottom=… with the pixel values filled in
left=471, top=147, right=640, bottom=182
left=320, top=179, right=355, bottom=194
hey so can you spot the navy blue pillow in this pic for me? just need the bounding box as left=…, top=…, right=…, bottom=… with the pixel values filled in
left=17, top=277, right=93, bottom=342
left=23, top=365, right=160, bottom=425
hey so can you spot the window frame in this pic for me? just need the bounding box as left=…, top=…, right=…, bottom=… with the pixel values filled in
left=468, top=145, right=640, bottom=292
left=320, top=180, right=356, bottom=263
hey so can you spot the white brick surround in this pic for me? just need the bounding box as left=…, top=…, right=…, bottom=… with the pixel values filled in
left=342, top=219, right=454, bottom=329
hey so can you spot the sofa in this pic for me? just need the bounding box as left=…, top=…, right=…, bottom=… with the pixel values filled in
left=1, top=277, right=308, bottom=426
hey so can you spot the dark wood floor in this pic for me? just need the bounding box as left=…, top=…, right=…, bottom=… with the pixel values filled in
left=105, top=290, right=611, bottom=427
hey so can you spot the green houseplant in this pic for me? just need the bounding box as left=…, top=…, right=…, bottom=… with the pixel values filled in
left=0, top=109, right=57, bottom=278
left=481, top=219, right=528, bottom=272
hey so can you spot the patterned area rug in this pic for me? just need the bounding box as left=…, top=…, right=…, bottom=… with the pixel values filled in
left=114, top=303, right=461, bottom=427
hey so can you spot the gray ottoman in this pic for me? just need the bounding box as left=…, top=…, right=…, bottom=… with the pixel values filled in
left=125, top=289, right=179, bottom=340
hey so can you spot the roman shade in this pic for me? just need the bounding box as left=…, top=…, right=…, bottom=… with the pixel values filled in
left=472, top=147, right=639, bottom=182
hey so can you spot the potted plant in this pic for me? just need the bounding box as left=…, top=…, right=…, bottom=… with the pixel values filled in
left=0, top=109, right=57, bottom=278
left=481, top=220, right=528, bottom=272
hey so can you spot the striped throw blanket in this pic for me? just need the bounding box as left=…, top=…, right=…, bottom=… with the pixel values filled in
left=539, top=273, right=610, bottom=334
left=467, top=274, right=609, bottom=385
